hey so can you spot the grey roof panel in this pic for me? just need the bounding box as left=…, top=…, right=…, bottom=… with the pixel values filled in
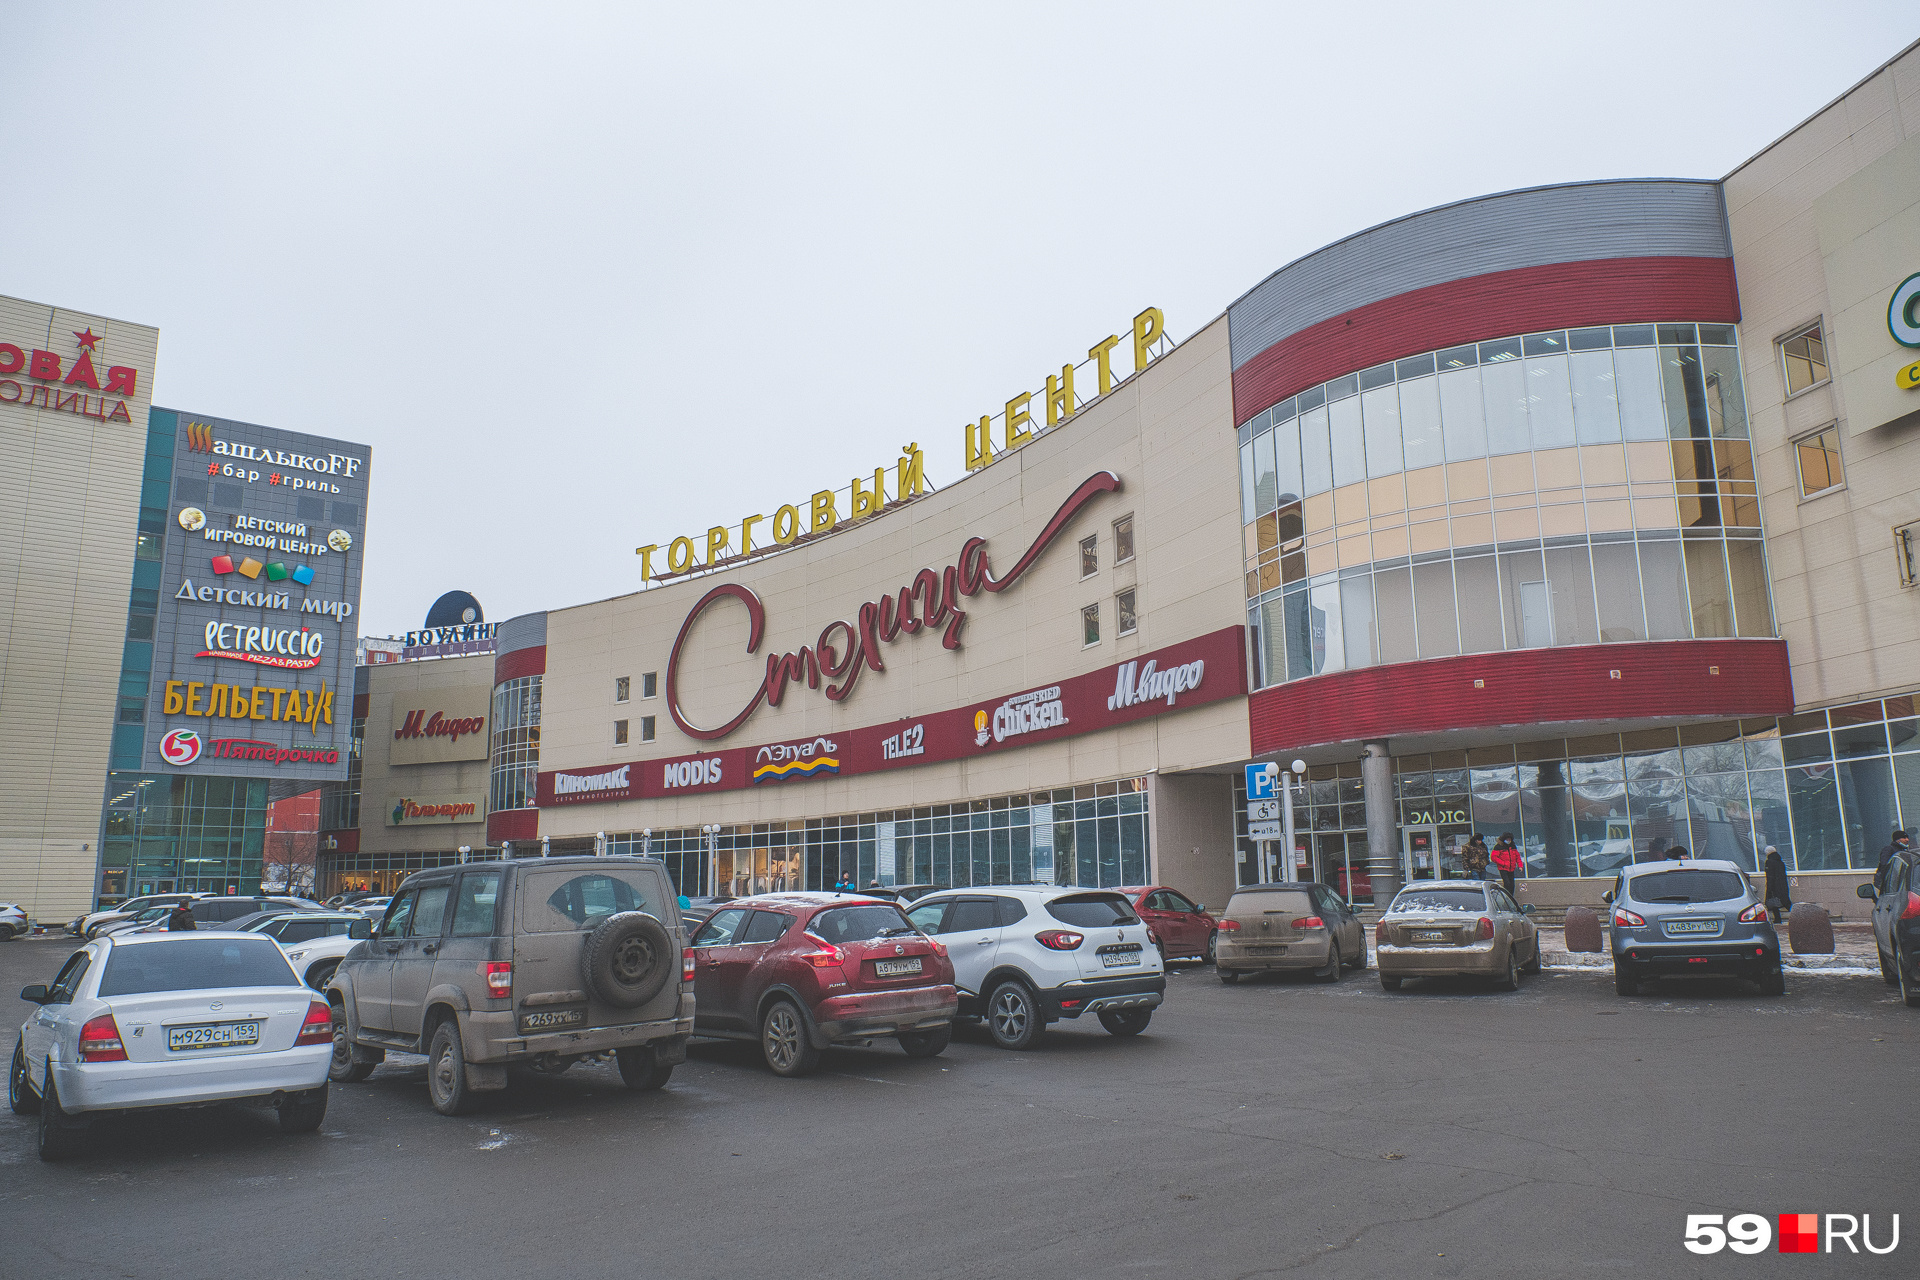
left=1227, top=180, right=1729, bottom=370
left=496, top=611, right=548, bottom=656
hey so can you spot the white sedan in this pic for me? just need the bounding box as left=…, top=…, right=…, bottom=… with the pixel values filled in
left=9, top=932, right=334, bottom=1161
left=239, top=912, right=374, bottom=989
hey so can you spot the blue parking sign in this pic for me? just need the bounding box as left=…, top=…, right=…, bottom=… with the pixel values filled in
left=1245, top=762, right=1277, bottom=801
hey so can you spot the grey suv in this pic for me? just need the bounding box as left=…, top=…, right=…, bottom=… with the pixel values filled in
left=1605, top=858, right=1783, bottom=996
left=327, top=856, right=693, bottom=1115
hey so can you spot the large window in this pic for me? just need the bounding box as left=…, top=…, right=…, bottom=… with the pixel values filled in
left=1238, top=323, right=1772, bottom=689
left=1793, top=427, right=1844, bottom=498
left=605, top=778, right=1151, bottom=893
left=488, top=675, right=542, bottom=813
left=1779, top=322, right=1829, bottom=396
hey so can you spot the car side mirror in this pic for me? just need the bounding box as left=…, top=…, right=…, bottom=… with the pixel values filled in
left=1195, top=904, right=1206, bottom=913
left=1856, top=883, right=1877, bottom=899
left=1600, top=890, right=1613, bottom=905
left=1519, top=904, right=1537, bottom=916
left=19, top=984, right=48, bottom=1004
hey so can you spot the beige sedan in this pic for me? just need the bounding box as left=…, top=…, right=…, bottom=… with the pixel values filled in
left=1375, top=881, right=1541, bottom=991
left=1215, top=883, right=1368, bottom=983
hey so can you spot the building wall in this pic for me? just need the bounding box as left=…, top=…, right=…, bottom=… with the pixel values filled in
left=1147, top=772, right=1237, bottom=911
left=0, top=295, right=159, bottom=921
left=1723, top=39, right=1920, bottom=710
left=356, top=654, right=495, bottom=857
left=531, top=315, right=1250, bottom=869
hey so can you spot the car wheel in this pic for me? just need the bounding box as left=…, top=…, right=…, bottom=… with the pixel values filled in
left=426, top=1019, right=478, bottom=1115
left=1315, top=942, right=1342, bottom=984
left=1521, top=934, right=1543, bottom=974
left=327, top=1007, right=377, bottom=1084
left=37, top=1069, right=86, bottom=1162
left=1218, top=969, right=1240, bottom=985
left=0, top=924, right=17, bottom=941
left=1613, top=965, right=1638, bottom=997
left=1878, top=943, right=1899, bottom=986
left=986, top=981, right=1044, bottom=1051
left=1899, top=944, right=1920, bottom=1010
left=1493, top=945, right=1522, bottom=992
left=897, top=1026, right=952, bottom=1059
left=1203, top=932, right=1217, bottom=966
left=615, top=1046, right=674, bottom=1090
left=1379, top=974, right=1402, bottom=991
left=1757, top=964, right=1786, bottom=997
left=305, top=960, right=340, bottom=992
left=1348, top=940, right=1369, bottom=972
left=277, top=1084, right=328, bottom=1133
left=9, top=1040, right=38, bottom=1115
left=1097, top=1009, right=1152, bottom=1036
left=760, top=1000, right=821, bottom=1077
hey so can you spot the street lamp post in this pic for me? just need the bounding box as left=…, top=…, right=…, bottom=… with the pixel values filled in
left=1281, top=758, right=1306, bottom=881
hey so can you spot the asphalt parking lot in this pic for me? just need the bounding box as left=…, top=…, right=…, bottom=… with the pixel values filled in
left=2, top=933, right=1914, bottom=1278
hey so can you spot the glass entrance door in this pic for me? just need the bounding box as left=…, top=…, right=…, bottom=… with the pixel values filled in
left=1403, top=825, right=1439, bottom=882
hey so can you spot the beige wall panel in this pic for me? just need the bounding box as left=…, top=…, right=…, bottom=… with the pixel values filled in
left=356, top=656, right=496, bottom=857
left=1148, top=773, right=1237, bottom=913
left=535, top=320, right=1248, bottom=839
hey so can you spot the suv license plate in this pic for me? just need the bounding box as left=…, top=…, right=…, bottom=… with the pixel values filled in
left=874, top=957, right=922, bottom=978
left=520, top=1008, right=585, bottom=1031
left=1664, top=919, right=1721, bottom=936
left=1101, top=950, right=1140, bottom=969
left=168, top=1021, right=260, bottom=1052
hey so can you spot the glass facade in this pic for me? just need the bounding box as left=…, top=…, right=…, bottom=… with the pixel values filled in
left=101, top=773, right=271, bottom=898
left=1237, top=324, right=1772, bottom=688
left=489, top=675, right=542, bottom=812
left=604, top=777, right=1151, bottom=897
left=1232, top=696, right=1919, bottom=899
left=319, top=712, right=363, bottom=832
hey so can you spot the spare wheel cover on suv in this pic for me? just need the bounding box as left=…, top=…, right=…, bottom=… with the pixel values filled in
left=582, top=911, right=676, bottom=1008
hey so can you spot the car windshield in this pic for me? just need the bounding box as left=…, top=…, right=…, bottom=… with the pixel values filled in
left=1045, top=893, right=1140, bottom=927
left=809, top=904, right=915, bottom=943
left=1390, top=888, right=1488, bottom=914
left=1628, top=869, right=1748, bottom=904
left=97, top=938, right=298, bottom=995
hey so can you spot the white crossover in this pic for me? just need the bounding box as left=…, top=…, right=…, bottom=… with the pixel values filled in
left=9, top=932, right=334, bottom=1160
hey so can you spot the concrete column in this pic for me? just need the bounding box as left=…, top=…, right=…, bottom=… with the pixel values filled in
left=1363, top=740, right=1400, bottom=904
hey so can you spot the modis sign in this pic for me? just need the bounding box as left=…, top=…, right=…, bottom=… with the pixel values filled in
left=666, top=472, right=1120, bottom=741
left=540, top=626, right=1246, bottom=807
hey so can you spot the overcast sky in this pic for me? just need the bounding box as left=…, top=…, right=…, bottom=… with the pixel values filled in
left=6, top=3, right=1915, bottom=638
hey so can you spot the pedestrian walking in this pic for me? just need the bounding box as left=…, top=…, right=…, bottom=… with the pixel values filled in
left=1489, top=833, right=1523, bottom=898
left=1462, top=836, right=1490, bottom=881
left=1875, top=828, right=1912, bottom=891
left=1762, top=846, right=1791, bottom=922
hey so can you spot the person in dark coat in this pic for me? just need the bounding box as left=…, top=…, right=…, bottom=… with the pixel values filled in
left=1875, top=829, right=1912, bottom=891
left=166, top=904, right=197, bottom=931
left=1762, top=846, right=1791, bottom=922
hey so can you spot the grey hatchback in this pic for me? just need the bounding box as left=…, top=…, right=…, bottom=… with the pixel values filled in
left=1606, top=859, right=1782, bottom=996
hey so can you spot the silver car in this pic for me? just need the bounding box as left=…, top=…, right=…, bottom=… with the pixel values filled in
left=1, top=902, right=28, bottom=940
left=9, top=932, right=334, bottom=1160
left=1375, top=881, right=1541, bottom=991
left=1604, top=858, right=1782, bottom=996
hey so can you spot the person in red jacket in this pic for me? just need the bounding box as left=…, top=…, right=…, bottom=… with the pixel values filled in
left=1489, top=833, right=1524, bottom=899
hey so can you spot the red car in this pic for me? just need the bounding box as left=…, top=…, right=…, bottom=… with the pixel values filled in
left=687, top=893, right=958, bottom=1077
left=1119, top=885, right=1218, bottom=964
left=1330, top=865, right=1373, bottom=903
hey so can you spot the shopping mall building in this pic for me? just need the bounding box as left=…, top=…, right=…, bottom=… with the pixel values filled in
left=318, top=40, right=1920, bottom=916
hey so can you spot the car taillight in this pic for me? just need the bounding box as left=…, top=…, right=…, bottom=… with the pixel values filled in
left=1035, top=930, right=1085, bottom=950
left=1737, top=902, right=1769, bottom=923
left=801, top=933, right=844, bottom=968
left=1292, top=916, right=1325, bottom=930
left=1218, top=919, right=1240, bottom=931
left=1903, top=892, right=1920, bottom=921
left=78, top=1013, right=127, bottom=1062
left=480, top=961, right=512, bottom=999
left=1374, top=921, right=1386, bottom=944
left=1613, top=908, right=1646, bottom=927
left=928, top=939, right=947, bottom=958
left=1477, top=917, right=1494, bottom=940
left=295, top=1000, right=333, bottom=1046
left=682, top=951, right=696, bottom=981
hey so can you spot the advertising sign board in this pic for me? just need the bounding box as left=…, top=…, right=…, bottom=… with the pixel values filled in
left=142, top=409, right=369, bottom=782
left=388, top=687, right=491, bottom=765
